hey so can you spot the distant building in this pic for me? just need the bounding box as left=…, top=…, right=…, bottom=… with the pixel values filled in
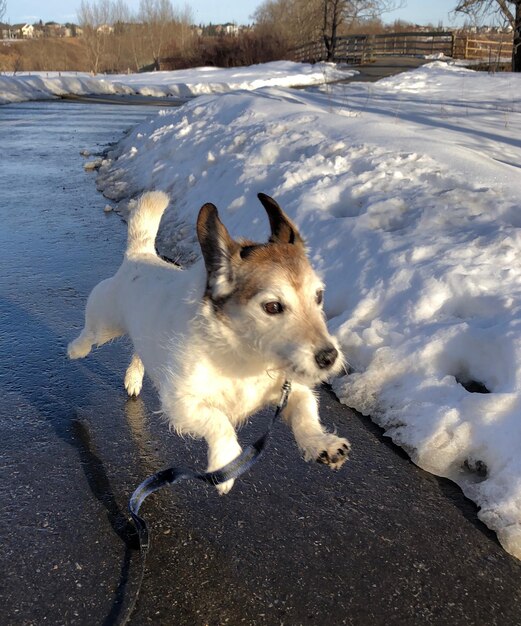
left=0, top=22, right=16, bottom=39
left=201, top=22, right=242, bottom=37
left=97, top=24, right=114, bottom=35
left=44, top=21, right=66, bottom=37
left=223, top=23, right=239, bottom=36
left=1, top=20, right=84, bottom=39
left=12, top=23, right=35, bottom=38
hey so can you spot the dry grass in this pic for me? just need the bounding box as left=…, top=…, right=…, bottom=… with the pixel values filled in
left=162, top=33, right=289, bottom=70
left=0, top=39, right=90, bottom=73
left=0, top=31, right=289, bottom=74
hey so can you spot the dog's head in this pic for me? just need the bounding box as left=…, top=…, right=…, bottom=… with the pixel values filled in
left=196, top=193, right=343, bottom=385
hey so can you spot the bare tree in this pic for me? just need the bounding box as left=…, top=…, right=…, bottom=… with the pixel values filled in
left=455, top=0, right=521, bottom=70
left=322, top=0, right=343, bottom=59
left=108, top=0, right=132, bottom=71
left=79, top=0, right=193, bottom=73
left=322, top=0, right=405, bottom=59
left=138, top=0, right=175, bottom=70
left=0, top=0, right=6, bottom=23
left=78, top=0, right=112, bottom=73
left=174, top=3, right=194, bottom=50
left=254, top=0, right=404, bottom=58
left=254, top=0, right=322, bottom=46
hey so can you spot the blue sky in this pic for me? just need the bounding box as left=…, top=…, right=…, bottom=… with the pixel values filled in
left=7, top=0, right=466, bottom=27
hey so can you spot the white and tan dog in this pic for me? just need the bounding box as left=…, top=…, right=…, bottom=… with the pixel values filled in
left=68, top=192, right=350, bottom=493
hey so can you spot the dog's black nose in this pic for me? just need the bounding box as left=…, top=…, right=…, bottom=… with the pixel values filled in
left=315, top=345, right=338, bottom=369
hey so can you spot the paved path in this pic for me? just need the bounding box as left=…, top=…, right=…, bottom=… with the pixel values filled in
left=1, top=99, right=521, bottom=626
left=61, top=92, right=187, bottom=106
left=343, top=55, right=431, bottom=82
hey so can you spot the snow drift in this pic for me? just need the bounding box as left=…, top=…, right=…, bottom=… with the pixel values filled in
left=0, top=61, right=354, bottom=105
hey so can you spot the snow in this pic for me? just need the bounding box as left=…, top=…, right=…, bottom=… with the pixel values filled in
left=90, top=61, right=521, bottom=559
left=0, top=61, right=354, bottom=105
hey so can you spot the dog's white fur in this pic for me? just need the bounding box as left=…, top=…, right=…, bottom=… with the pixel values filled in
left=68, top=192, right=350, bottom=493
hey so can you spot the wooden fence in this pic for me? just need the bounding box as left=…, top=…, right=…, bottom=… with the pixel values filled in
left=291, top=30, right=516, bottom=67
left=453, top=36, right=513, bottom=61
left=292, top=31, right=454, bottom=64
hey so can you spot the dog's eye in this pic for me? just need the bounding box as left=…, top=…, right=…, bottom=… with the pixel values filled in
left=316, top=290, right=324, bottom=305
left=263, top=301, right=284, bottom=315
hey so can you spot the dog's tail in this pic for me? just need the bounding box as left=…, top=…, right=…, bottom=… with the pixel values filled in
left=126, top=191, right=170, bottom=256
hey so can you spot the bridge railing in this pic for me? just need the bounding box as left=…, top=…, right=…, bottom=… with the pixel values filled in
left=453, top=36, right=513, bottom=62
left=291, top=31, right=455, bottom=64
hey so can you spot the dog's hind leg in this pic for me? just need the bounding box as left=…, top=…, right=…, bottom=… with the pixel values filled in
left=124, top=353, right=145, bottom=397
left=68, top=277, right=124, bottom=359
left=67, top=328, right=97, bottom=359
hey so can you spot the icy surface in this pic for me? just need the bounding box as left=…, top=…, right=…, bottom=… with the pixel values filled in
left=0, top=61, right=353, bottom=104
left=82, top=62, right=521, bottom=557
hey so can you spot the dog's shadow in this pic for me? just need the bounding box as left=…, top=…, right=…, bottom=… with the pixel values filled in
left=71, top=418, right=140, bottom=626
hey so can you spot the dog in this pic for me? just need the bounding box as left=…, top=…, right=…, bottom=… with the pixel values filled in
left=68, top=191, right=350, bottom=493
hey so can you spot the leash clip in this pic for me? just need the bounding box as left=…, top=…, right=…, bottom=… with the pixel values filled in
left=277, top=379, right=292, bottom=412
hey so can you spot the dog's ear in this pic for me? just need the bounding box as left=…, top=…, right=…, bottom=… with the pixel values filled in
left=257, top=193, right=304, bottom=246
left=197, top=203, right=240, bottom=300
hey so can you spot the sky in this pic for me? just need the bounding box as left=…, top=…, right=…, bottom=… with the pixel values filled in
left=6, top=0, right=468, bottom=28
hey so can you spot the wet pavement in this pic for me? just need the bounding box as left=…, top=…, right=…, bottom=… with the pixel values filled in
left=342, top=56, right=431, bottom=82
left=1, top=99, right=521, bottom=626
left=61, top=93, right=188, bottom=107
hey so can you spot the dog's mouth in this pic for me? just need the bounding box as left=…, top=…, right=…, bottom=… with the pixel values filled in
left=283, top=362, right=338, bottom=386
left=268, top=345, right=343, bottom=386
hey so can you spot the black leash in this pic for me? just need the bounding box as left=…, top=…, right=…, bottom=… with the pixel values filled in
left=118, top=380, right=292, bottom=625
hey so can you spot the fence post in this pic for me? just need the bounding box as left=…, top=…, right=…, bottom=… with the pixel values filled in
left=363, top=35, right=372, bottom=63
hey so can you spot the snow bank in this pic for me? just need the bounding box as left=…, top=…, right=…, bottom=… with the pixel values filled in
left=0, top=61, right=354, bottom=105
left=95, top=61, right=521, bottom=558
left=0, top=73, right=133, bottom=104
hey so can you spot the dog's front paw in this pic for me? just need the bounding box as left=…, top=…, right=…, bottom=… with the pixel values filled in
left=316, top=435, right=351, bottom=471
